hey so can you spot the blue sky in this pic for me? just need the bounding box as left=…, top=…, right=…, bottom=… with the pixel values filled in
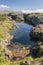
left=0, top=0, right=43, bottom=11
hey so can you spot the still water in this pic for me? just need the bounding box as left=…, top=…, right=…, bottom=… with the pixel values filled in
left=10, top=22, right=35, bottom=47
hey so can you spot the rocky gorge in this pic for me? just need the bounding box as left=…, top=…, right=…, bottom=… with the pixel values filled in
left=0, top=13, right=43, bottom=65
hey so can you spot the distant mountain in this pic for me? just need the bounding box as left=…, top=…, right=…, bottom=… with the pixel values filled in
left=0, top=9, right=43, bottom=14
left=21, top=9, right=43, bottom=14
left=0, top=10, right=13, bottom=14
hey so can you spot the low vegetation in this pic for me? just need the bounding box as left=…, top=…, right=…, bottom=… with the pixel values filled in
left=0, top=14, right=14, bottom=41
left=0, top=13, right=43, bottom=65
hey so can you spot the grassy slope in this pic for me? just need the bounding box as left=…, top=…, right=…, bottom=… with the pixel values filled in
left=0, top=14, right=13, bottom=41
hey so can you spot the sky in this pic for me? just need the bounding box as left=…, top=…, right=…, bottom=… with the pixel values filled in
left=0, top=0, right=43, bottom=13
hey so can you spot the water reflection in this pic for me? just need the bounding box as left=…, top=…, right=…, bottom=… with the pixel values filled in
left=10, top=23, right=35, bottom=46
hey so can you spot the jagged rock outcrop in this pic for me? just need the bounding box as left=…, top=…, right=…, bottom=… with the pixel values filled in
left=24, top=14, right=41, bottom=26
left=8, top=13, right=43, bottom=26
left=30, top=24, right=43, bottom=57
left=8, top=13, right=24, bottom=22
left=30, top=24, right=43, bottom=41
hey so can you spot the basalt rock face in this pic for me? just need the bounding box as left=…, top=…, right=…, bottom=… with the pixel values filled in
left=30, top=24, right=43, bottom=57
left=30, top=24, right=43, bottom=42
left=8, top=13, right=24, bottom=22
left=24, top=14, right=41, bottom=26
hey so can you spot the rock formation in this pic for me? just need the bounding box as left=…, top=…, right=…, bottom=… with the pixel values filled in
left=30, top=24, right=43, bottom=41
left=30, top=24, right=43, bottom=57
left=24, top=14, right=41, bottom=26
left=2, top=32, right=30, bottom=61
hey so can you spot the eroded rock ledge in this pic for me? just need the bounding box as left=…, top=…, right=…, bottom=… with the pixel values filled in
left=2, top=39, right=30, bottom=61
left=30, top=24, right=43, bottom=41
left=30, top=24, right=43, bottom=57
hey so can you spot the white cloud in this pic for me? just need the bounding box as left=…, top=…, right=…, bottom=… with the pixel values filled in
left=0, top=5, right=10, bottom=8
left=22, top=9, right=43, bottom=13
left=34, top=9, right=43, bottom=13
